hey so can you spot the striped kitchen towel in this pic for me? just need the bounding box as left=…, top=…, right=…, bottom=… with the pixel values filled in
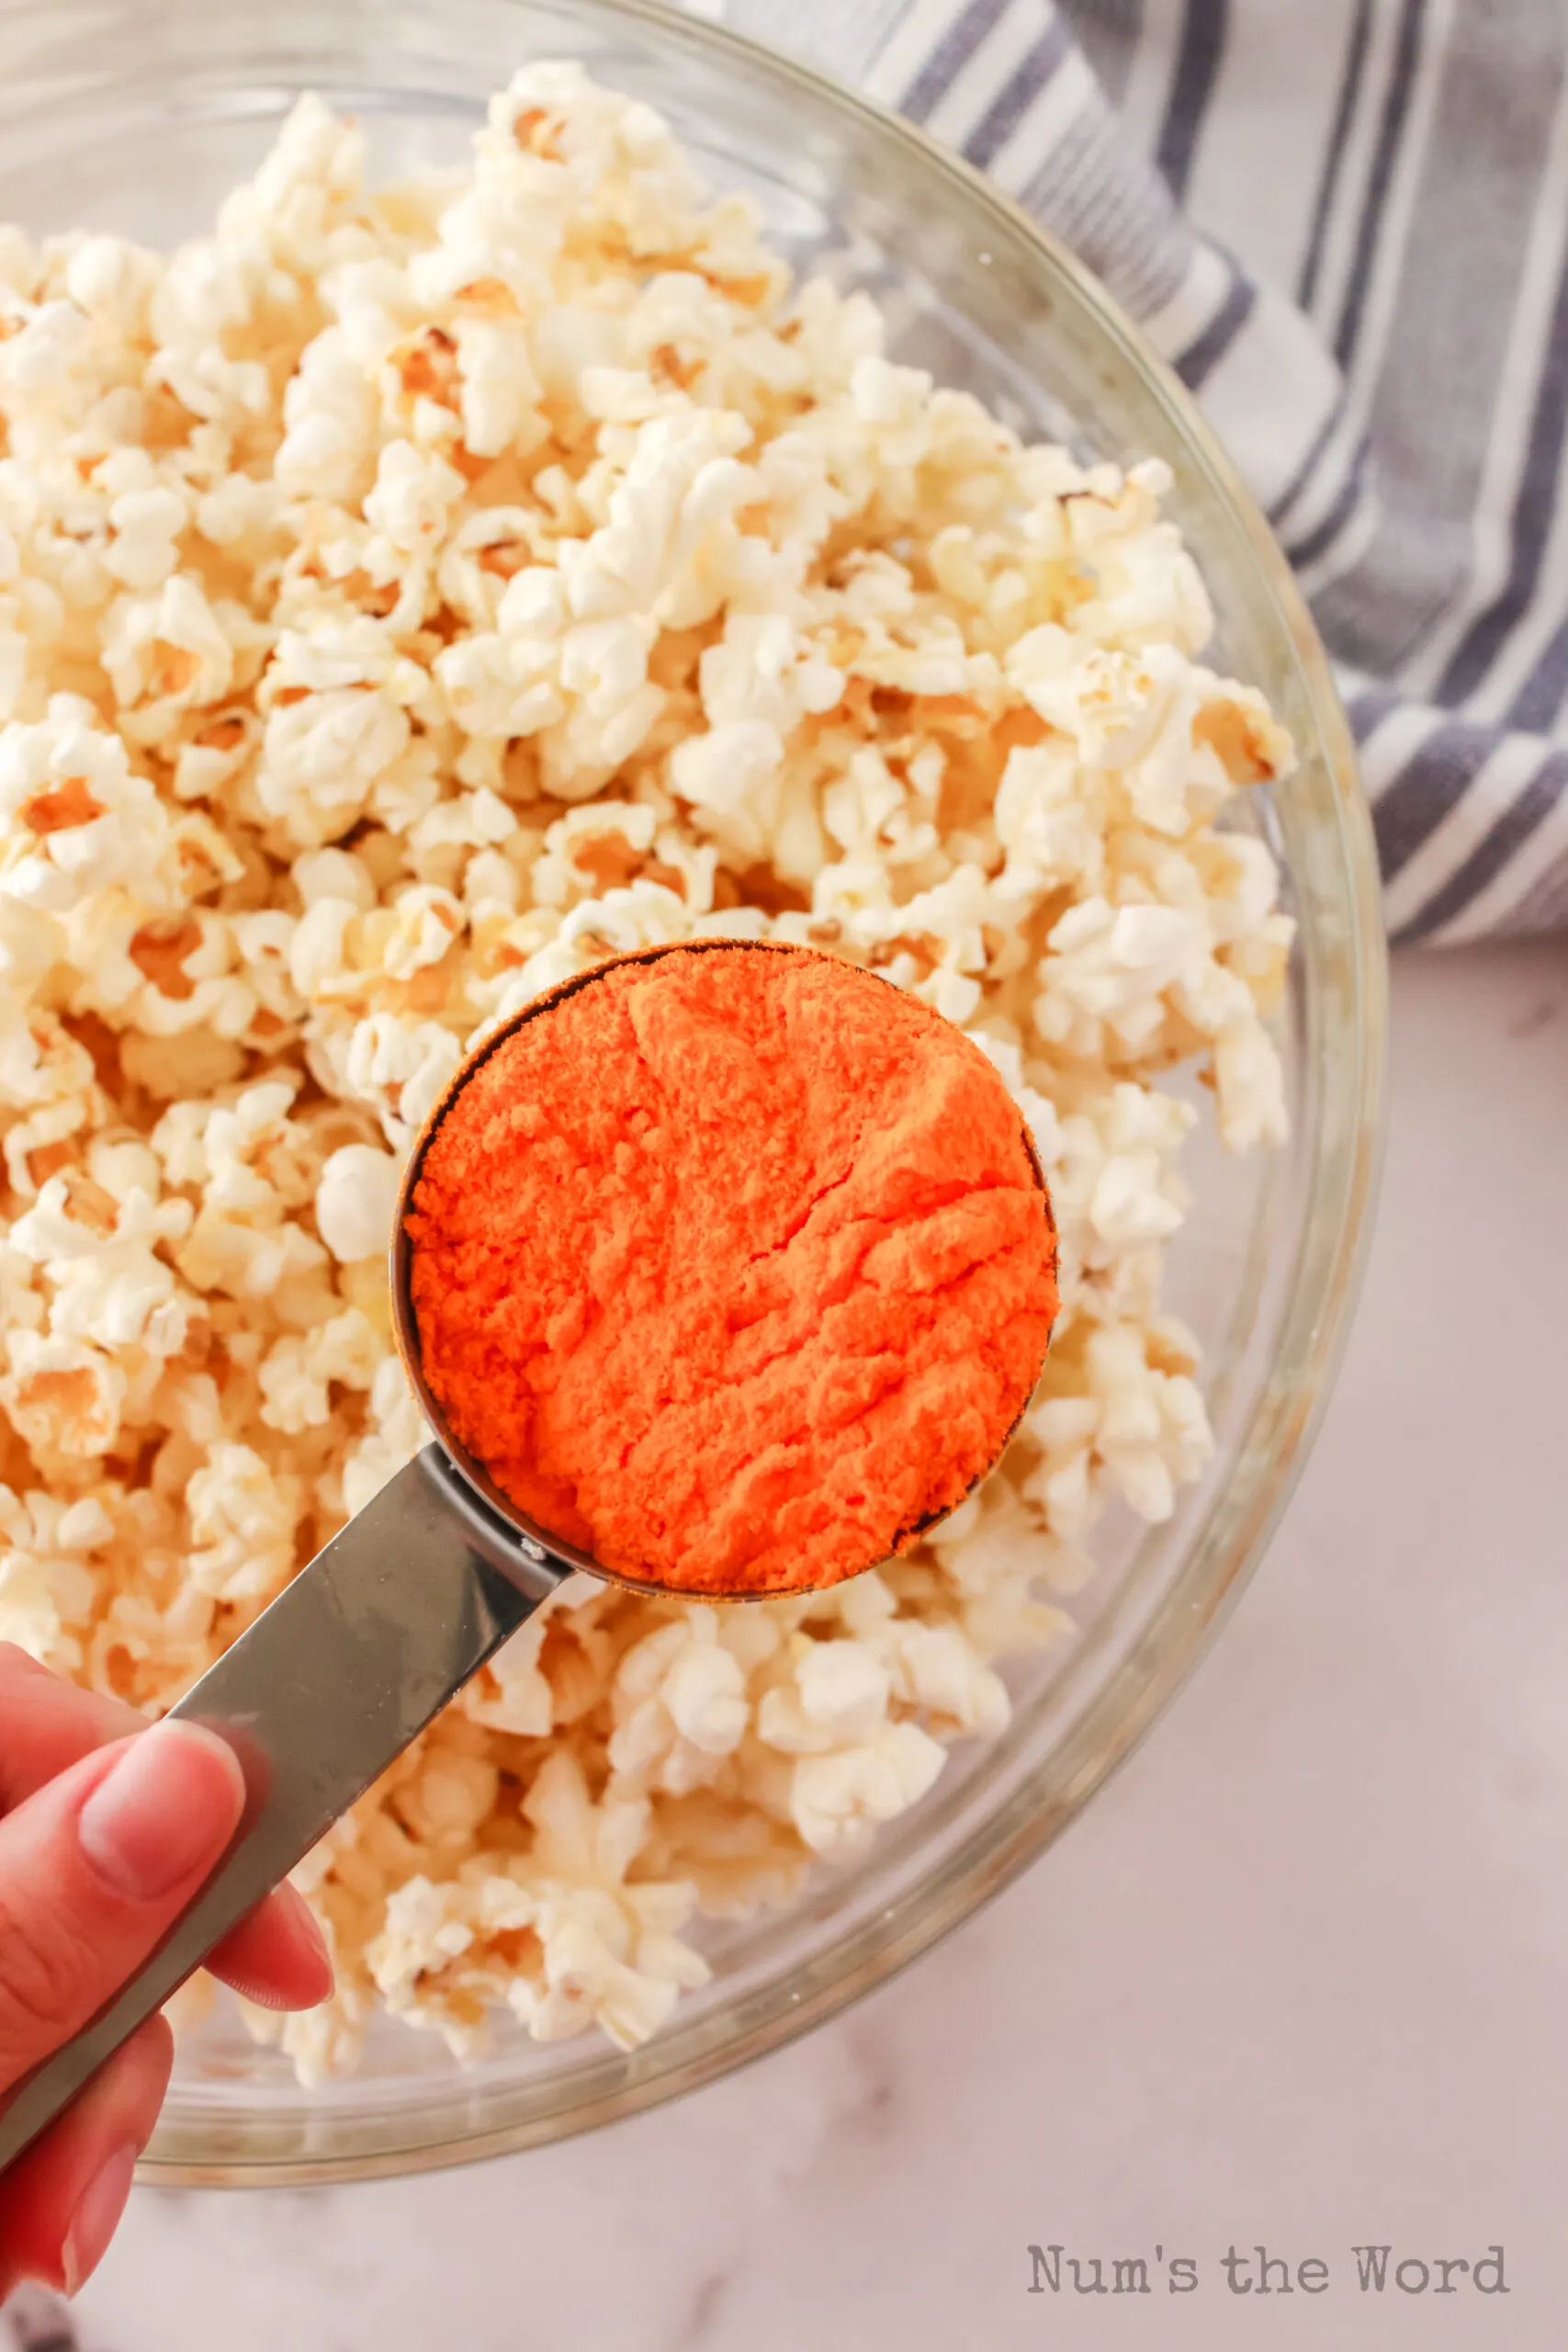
left=709, top=0, right=1568, bottom=944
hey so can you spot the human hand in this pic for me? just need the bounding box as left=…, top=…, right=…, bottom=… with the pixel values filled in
left=0, top=1643, right=333, bottom=2300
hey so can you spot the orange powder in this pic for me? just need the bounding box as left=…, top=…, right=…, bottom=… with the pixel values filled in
left=404, top=943, right=1057, bottom=1596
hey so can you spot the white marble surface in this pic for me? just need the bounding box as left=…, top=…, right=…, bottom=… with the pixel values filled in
left=10, top=938, right=1567, bottom=2351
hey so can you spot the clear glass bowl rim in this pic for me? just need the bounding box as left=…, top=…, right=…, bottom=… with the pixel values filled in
left=4, top=0, right=1383, bottom=2185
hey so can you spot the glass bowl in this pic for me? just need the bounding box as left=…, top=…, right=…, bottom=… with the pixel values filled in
left=0, top=0, right=1386, bottom=2184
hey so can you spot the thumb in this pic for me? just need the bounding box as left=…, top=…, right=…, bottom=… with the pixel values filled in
left=0, top=1720, right=245, bottom=2090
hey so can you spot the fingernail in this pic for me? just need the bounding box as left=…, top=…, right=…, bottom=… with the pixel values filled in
left=62, top=2140, right=138, bottom=2298
left=78, top=1721, right=245, bottom=1902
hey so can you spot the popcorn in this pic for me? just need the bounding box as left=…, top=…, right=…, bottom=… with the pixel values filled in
left=255, top=685, right=412, bottom=846
left=0, top=1329, right=125, bottom=1459
left=341, top=1354, right=425, bottom=1518
left=0, top=68, right=1292, bottom=2081
left=364, top=440, right=468, bottom=554
left=186, top=1443, right=300, bottom=1608
left=0, top=698, right=166, bottom=912
left=608, top=1606, right=751, bottom=1795
left=0, top=1490, right=111, bottom=1669
left=341, top=1012, right=463, bottom=1148
left=8, top=1174, right=197, bottom=1352
left=257, top=1308, right=378, bottom=1435
left=315, top=1143, right=402, bottom=1264
left=789, top=1722, right=947, bottom=1856
left=760, top=1638, right=892, bottom=1751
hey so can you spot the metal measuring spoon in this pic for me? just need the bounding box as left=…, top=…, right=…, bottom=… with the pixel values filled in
left=0, top=940, right=1053, bottom=2171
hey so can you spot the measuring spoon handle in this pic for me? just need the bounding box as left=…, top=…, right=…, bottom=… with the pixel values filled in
left=0, top=1444, right=566, bottom=2173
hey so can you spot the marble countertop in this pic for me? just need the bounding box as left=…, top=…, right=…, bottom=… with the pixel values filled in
left=10, top=937, right=1566, bottom=2352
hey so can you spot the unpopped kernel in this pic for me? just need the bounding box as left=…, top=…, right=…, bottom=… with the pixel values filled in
left=0, top=63, right=1292, bottom=2083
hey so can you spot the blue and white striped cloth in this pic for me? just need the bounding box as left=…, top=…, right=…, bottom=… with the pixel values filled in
left=710, top=0, right=1568, bottom=943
